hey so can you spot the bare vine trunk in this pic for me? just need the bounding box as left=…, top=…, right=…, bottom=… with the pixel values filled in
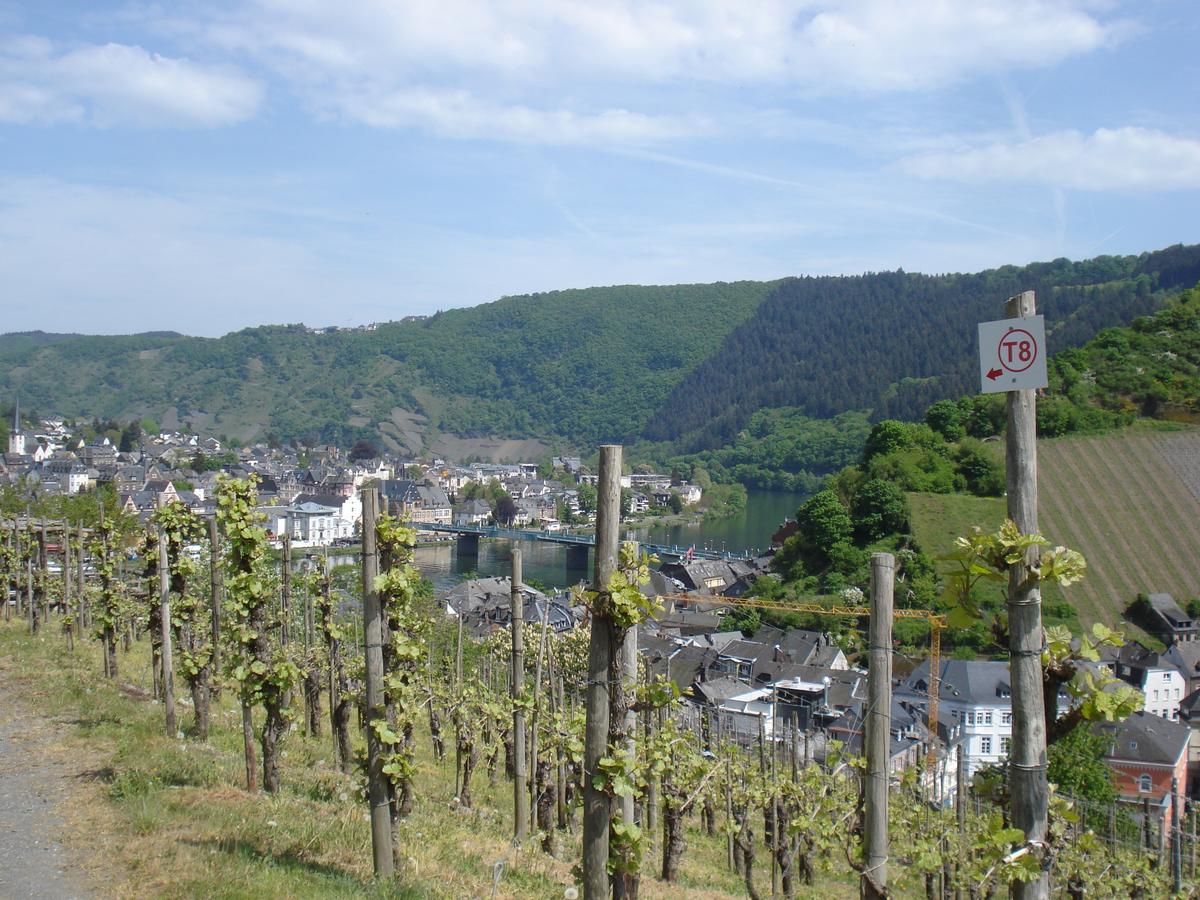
left=261, top=702, right=287, bottom=794
left=304, top=666, right=323, bottom=736
left=662, top=801, right=687, bottom=883
left=735, top=811, right=761, bottom=900
left=242, top=703, right=258, bottom=792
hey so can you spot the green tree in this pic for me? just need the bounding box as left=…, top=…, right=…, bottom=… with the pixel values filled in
left=790, top=489, right=852, bottom=569
left=925, top=399, right=966, bottom=441
left=954, top=439, right=1004, bottom=496
left=1047, top=722, right=1118, bottom=804
left=349, top=438, right=380, bottom=461
left=849, top=478, right=909, bottom=543
left=493, top=494, right=518, bottom=525
left=118, top=420, right=142, bottom=452
left=862, top=420, right=910, bottom=463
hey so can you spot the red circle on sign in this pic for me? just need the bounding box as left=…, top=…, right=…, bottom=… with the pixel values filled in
left=997, top=328, right=1037, bottom=373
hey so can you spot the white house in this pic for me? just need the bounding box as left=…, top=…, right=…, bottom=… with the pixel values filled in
left=1103, top=642, right=1186, bottom=721
left=899, top=659, right=1014, bottom=779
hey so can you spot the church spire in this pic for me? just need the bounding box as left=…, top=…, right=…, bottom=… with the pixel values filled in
left=8, top=396, right=25, bottom=456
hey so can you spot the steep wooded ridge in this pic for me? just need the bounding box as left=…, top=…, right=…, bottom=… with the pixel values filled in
left=645, top=243, right=1200, bottom=452
left=3, top=244, right=1199, bottom=454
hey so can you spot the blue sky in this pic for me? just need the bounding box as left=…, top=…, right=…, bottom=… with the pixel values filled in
left=1, top=1, right=1198, bottom=336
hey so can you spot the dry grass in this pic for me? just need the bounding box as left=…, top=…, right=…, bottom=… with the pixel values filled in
left=0, top=622, right=867, bottom=898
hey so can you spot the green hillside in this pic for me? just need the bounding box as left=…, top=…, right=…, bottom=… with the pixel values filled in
left=0, top=282, right=773, bottom=452
left=3, top=243, right=1200, bottom=458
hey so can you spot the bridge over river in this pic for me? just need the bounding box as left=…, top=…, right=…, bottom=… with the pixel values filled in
left=412, top=522, right=754, bottom=564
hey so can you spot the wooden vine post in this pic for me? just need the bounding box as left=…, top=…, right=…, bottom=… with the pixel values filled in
left=76, top=521, right=86, bottom=631
left=158, top=526, right=177, bottom=737
left=38, top=519, right=48, bottom=630
left=94, top=512, right=120, bottom=679
left=1005, top=290, right=1049, bottom=900
left=317, top=556, right=353, bottom=773
left=145, top=529, right=164, bottom=698
left=361, top=486, right=394, bottom=878
left=209, top=517, right=222, bottom=680
left=217, top=475, right=296, bottom=793
left=61, top=517, right=71, bottom=644
left=157, top=501, right=212, bottom=739
left=862, top=552, right=894, bottom=899
left=582, top=443, right=621, bottom=899
left=511, top=547, right=529, bottom=842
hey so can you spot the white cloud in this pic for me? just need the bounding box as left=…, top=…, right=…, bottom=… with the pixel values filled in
left=0, top=36, right=262, bottom=126
left=337, top=87, right=705, bottom=144
left=203, top=0, right=1123, bottom=89
left=170, top=0, right=1125, bottom=141
left=899, top=127, right=1200, bottom=191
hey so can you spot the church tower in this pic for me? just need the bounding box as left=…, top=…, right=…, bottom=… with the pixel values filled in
left=8, top=397, right=25, bottom=455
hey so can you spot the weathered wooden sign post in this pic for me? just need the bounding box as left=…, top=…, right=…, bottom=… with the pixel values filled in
left=981, top=292, right=1049, bottom=900
left=862, top=552, right=894, bottom=899
left=583, top=444, right=622, bottom=899
left=511, top=547, right=529, bottom=843
left=361, top=486, right=393, bottom=878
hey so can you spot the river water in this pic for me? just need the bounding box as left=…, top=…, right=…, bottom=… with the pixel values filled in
left=311, top=488, right=807, bottom=595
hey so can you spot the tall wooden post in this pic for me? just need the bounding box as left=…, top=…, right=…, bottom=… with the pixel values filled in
left=39, top=519, right=48, bottom=627
left=26, top=550, right=34, bottom=635
left=511, top=549, right=529, bottom=842
left=79, top=521, right=88, bottom=629
left=530, top=599, right=551, bottom=831
left=1172, top=777, right=1183, bottom=894
left=280, top=534, right=292, bottom=646
left=619, top=543, right=639, bottom=841
left=361, top=487, right=393, bottom=878
left=3, top=524, right=11, bottom=623
left=158, top=530, right=177, bottom=737
left=62, top=518, right=71, bottom=626
left=863, top=552, right=894, bottom=899
left=1005, top=291, right=1049, bottom=900
left=583, top=444, right=621, bottom=899
left=209, top=518, right=222, bottom=677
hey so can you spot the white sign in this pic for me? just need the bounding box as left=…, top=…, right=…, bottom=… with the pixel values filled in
left=978, top=315, right=1047, bottom=394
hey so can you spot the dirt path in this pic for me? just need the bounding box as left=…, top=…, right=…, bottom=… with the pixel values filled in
left=0, top=681, right=93, bottom=899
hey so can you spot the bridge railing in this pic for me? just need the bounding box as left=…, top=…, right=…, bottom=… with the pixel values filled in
left=411, top=521, right=754, bottom=561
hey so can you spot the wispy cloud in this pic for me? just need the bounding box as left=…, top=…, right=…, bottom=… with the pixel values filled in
left=899, top=127, right=1200, bottom=191
left=0, top=35, right=262, bottom=127
left=336, top=87, right=706, bottom=144
left=154, top=0, right=1128, bottom=143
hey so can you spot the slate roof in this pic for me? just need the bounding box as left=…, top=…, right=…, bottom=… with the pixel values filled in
left=1099, top=711, right=1190, bottom=766
left=292, top=493, right=346, bottom=511
left=1148, top=593, right=1193, bottom=629
left=902, top=659, right=1011, bottom=705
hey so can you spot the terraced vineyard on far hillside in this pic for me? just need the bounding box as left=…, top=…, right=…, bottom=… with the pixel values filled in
left=1038, top=428, right=1200, bottom=629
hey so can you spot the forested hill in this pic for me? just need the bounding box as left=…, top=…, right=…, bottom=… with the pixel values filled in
left=0, top=283, right=774, bottom=451
left=643, top=243, right=1200, bottom=452
left=2, top=244, right=1199, bottom=456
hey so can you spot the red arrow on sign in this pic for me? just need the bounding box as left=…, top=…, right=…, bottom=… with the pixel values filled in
left=986, top=367, right=1003, bottom=380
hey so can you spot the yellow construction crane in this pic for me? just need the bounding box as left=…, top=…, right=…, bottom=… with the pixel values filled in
left=663, top=592, right=947, bottom=768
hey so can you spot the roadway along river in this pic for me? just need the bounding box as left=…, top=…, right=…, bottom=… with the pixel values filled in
left=308, top=488, right=808, bottom=595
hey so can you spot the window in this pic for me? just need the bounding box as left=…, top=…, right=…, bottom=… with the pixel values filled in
left=1001, top=712, right=1012, bottom=725
left=982, top=711, right=993, bottom=725
left=966, top=712, right=975, bottom=725
left=981, top=737, right=992, bottom=755
left=1140, top=774, right=1152, bottom=793
left=1154, top=690, right=1160, bottom=701
left=1001, top=737, right=1011, bottom=754
left=1163, top=672, right=1172, bottom=681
